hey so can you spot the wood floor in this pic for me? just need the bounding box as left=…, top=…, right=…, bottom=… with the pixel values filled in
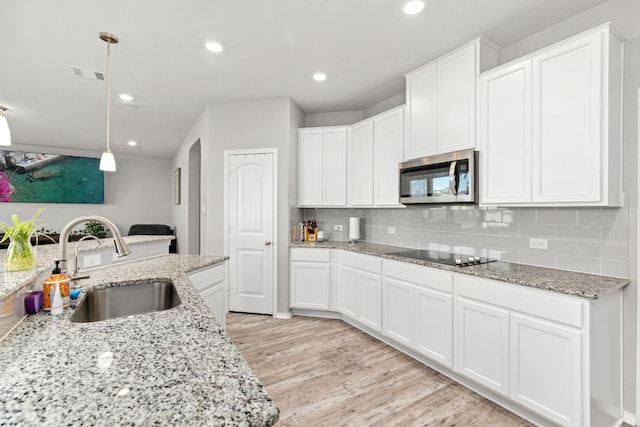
left=226, top=312, right=534, bottom=427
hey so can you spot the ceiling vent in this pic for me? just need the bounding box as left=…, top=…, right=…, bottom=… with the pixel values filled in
left=69, top=65, right=105, bottom=81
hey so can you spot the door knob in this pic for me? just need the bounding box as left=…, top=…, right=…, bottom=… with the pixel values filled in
left=265, top=240, right=272, bottom=246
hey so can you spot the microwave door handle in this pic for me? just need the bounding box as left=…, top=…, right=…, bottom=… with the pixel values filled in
left=449, top=161, right=457, bottom=195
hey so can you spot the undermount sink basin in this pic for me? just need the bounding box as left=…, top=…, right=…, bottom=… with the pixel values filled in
left=70, top=281, right=181, bottom=323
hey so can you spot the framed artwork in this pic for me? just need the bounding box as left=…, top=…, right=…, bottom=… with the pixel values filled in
left=0, top=150, right=104, bottom=204
left=174, top=167, right=181, bottom=205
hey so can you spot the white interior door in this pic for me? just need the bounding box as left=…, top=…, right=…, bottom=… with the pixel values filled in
left=227, top=152, right=275, bottom=314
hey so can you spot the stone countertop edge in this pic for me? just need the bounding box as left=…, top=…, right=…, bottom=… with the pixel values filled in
left=0, top=254, right=280, bottom=427
left=290, top=241, right=630, bottom=299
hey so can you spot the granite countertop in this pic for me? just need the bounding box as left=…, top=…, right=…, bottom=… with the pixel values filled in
left=290, top=241, right=630, bottom=299
left=0, top=254, right=279, bottom=426
left=0, top=235, right=175, bottom=301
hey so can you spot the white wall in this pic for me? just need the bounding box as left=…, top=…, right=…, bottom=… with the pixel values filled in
left=174, top=97, right=302, bottom=313
left=0, top=144, right=172, bottom=236
left=362, top=92, right=405, bottom=118
left=499, top=0, right=640, bottom=63
left=172, top=106, right=210, bottom=255
left=304, top=110, right=363, bottom=127
left=286, top=99, right=304, bottom=310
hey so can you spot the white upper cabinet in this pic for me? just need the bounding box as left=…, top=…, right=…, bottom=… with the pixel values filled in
left=405, top=39, right=499, bottom=160
left=347, top=105, right=405, bottom=208
left=405, top=63, right=437, bottom=159
left=298, top=126, right=347, bottom=207
left=373, top=106, right=405, bottom=206
left=438, top=44, right=478, bottom=154
left=479, top=61, right=532, bottom=204
left=348, top=120, right=375, bottom=206
left=298, top=128, right=323, bottom=206
left=479, top=23, right=623, bottom=207
left=322, top=128, right=348, bottom=206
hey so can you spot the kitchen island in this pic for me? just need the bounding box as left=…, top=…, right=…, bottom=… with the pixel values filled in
left=0, top=254, right=279, bottom=426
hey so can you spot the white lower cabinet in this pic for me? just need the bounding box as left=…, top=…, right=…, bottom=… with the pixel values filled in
left=338, top=251, right=382, bottom=332
left=290, top=248, right=331, bottom=310
left=382, top=278, right=413, bottom=346
left=289, top=249, right=622, bottom=426
left=414, top=285, right=453, bottom=368
left=338, top=267, right=359, bottom=318
left=189, top=263, right=227, bottom=329
left=383, top=259, right=454, bottom=367
left=510, top=313, right=582, bottom=426
left=455, top=297, right=510, bottom=395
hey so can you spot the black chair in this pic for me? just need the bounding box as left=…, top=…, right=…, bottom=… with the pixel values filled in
left=127, top=224, right=177, bottom=253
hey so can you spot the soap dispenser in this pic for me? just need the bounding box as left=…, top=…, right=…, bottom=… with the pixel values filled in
left=43, top=261, right=70, bottom=310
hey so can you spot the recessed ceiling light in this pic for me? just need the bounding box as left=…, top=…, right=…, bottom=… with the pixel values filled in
left=205, top=41, right=224, bottom=53
left=403, top=0, right=425, bottom=15
left=313, top=73, right=327, bottom=82
left=118, top=93, right=134, bottom=102
left=126, top=140, right=139, bottom=147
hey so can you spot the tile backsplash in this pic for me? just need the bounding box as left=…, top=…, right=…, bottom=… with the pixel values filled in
left=293, top=205, right=629, bottom=278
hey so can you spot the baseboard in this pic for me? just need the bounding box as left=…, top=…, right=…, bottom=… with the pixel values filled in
left=273, top=311, right=292, bottom=319
left=291, top=309, right=341, bottom=319
left=623, top=411, right=635, bottom=426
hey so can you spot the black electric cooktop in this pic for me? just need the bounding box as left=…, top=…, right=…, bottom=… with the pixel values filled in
left=388, top=249, right=497, bottom=267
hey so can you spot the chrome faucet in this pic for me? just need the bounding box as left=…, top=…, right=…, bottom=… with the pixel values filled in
left=58, top=216, right=131, bottom=273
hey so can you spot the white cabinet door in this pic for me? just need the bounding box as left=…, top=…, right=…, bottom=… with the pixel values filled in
left=338, top=266, right=359, bottom=319
left=511, top=313, right=583, bottom=427
left=190, top=264, right=227, bottom=329
left=299, top=127, right=347, bottom=207
left=456, top=297, right=510, bottom=396
left=358, top=271, right=382, bottom=332
left=322, top=128, right=348, bottom=206
left=405, top=63, right=437, bottom=159
left=479, top=60, right=532, bottom=204
left=348, top=120, right=374, bottom=206
left=201, top=283, right=226, bottom=329
left=374, top=107, right=404, bottom=206
left=382, top=278, right=413, bottom=346
left=532, top=31, right=603, bottom=203
left=438, top=43, right=477, bottom=153
left=290, top=261, right=331, bottom=310
left=298, top=129, right=323, bottom=206
left=414, top=286, right=453, bottom=368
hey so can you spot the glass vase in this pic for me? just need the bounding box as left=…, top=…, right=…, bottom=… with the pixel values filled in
left=4, top=237, right=36, bottom=271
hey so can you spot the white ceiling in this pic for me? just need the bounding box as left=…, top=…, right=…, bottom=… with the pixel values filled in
left=0, top=0, right=637, bottom=158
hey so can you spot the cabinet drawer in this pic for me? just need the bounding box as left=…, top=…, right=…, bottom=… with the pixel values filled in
left=383, top=259, right=453, bottom=293
left=290, top=248, right=331, bottom=263
left=456, top=275, right=583, bottom=328
left=339, top=251, right=382, bottom=274
left=189, top=264, right=226, bottom=292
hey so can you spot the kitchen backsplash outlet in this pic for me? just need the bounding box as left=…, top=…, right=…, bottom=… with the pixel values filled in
left=291, top=205, right=629, bottom=278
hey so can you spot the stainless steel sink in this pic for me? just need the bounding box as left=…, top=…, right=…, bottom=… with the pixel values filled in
left=70, top=281, right=181, bottom=323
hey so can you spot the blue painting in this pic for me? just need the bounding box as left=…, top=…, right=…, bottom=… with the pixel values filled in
left=0, top=150, right=104, bottom=204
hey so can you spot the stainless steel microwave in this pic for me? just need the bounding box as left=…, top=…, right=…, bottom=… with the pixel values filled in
left=399, top=149, right=478, bottom=204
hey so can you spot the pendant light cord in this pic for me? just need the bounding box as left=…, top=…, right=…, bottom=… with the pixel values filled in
left=106, top=40, right=111, bottom=152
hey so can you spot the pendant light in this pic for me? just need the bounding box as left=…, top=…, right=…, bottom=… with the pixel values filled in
left=99, top=32, right=118, bottom=172
left=0, top=106, right=10, bottom=146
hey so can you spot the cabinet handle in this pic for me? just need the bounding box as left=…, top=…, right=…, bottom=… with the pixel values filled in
left=265, top=240, right=272, bottom=246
